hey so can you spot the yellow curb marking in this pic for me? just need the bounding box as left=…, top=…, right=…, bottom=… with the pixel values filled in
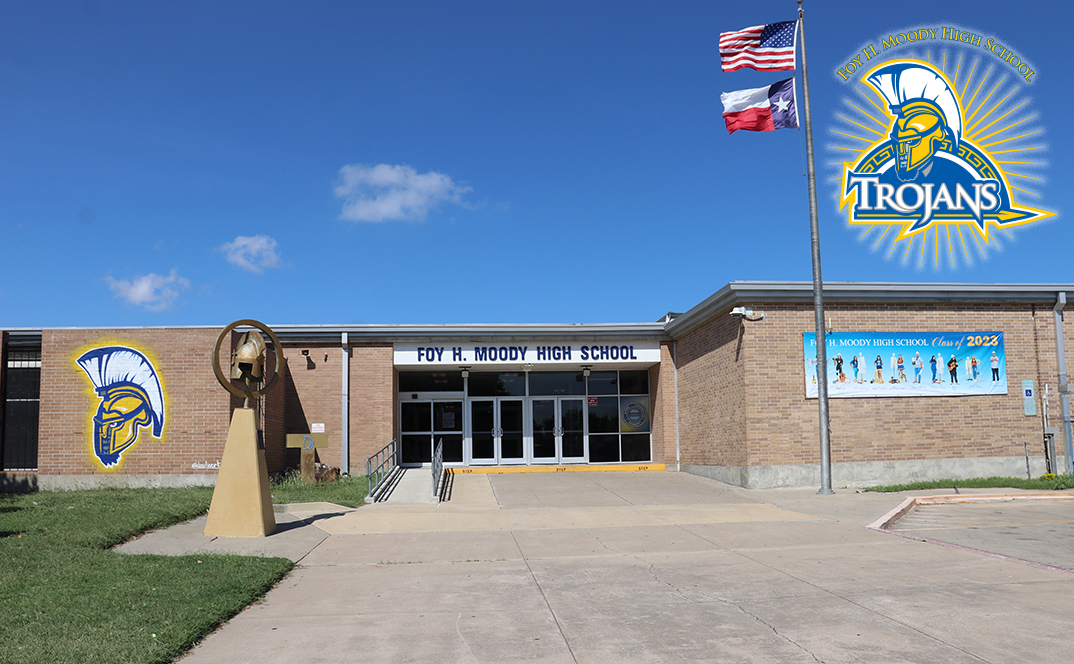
left=448, top=464, right=665, bottom=475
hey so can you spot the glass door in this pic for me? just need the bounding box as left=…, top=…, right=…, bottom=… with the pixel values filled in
left=559, top=398, right=586, bottom=463
left=468, top=398, right=524, bottom=465
left=531, top=399, right=558, bottom=464
left=529, top=397, right=586, bottom=464
left=498, top=399, right=525, bottom=464
left=470, top=400, right=496, bottom=465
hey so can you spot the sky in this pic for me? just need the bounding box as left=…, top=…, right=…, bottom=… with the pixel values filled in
left=1, top=1, right=1070, bottom=329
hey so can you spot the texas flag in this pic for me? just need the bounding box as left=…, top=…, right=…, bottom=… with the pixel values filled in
left=720, top=78, right=798, bottom=134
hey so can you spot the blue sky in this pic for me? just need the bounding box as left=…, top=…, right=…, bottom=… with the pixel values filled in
left=1, top=1, right=1069, bottom=328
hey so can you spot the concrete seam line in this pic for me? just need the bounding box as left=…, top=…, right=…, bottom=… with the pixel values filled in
left=879, top=528, right=1074, bottom=576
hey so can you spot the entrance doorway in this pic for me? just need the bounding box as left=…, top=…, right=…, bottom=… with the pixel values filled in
left=469, top=398, right=524, bottom=465
left=531, top=398, right=585, bottom=464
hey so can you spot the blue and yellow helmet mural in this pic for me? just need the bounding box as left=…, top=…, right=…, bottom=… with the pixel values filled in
left=76, top=346, right=166, bottom=468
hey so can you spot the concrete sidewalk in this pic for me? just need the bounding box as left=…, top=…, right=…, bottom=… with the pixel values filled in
left=120, top=472, right=1074, bottom=663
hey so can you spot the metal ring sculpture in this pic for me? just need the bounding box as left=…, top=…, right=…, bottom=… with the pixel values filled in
left=212, top=319, right=286, bottom=403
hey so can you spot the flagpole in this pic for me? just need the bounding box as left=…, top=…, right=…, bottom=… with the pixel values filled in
left=797, top=0, right=834, bottom=494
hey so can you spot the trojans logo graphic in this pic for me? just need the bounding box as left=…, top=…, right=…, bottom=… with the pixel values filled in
left=835, top=56, right=1051, bottom=267
left=76, top=346, right=166, bottom=468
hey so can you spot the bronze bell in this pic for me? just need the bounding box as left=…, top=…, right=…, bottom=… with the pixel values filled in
left=231, top=331, right=267, bottom=380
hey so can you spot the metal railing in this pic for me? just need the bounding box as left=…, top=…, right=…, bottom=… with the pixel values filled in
left=366, top=439, right=397, bottom=502
left=431, top=438, right=444, bottom=502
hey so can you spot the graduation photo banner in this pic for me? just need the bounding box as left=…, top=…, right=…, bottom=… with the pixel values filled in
left=803, top=332, right=1008, bottom=398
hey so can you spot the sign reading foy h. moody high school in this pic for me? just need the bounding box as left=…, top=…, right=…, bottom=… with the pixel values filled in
left=394, top=341, right=661, bottom=366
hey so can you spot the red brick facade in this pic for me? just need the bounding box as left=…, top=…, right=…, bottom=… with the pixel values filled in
left=675, top=299, right=1073, bottom=486
left=37, top=328, right=231, bottom=485
left=5, top=284, right=1071, bottom=490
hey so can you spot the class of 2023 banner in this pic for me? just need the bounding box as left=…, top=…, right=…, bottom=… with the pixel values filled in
left=803, top=332, right=1007, bottom=398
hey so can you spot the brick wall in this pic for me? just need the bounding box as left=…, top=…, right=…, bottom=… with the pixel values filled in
left=649, top=342, right=674, bottom=466
left=38, top=328, right=230, bottom=478
left=675, top=314, right=748, bottom=467
left=278, top=342, right=395, bottom=473
left=280, top=344, right=342, bottom=468
left=678, top=301, right=1072, bottom=469
left=349, top=344, right=395, bottom=469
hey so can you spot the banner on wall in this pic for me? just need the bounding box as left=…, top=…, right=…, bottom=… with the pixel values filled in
left=803, top=332, right=1007, bottom=398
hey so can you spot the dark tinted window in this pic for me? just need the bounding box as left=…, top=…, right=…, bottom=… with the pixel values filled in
left=528, top=372, right=586, bottom=395
left=589, top=435, right=620, bottom=463
left=433, top=402, right=462, bottom=432
left=586, top=371, right=618, bottom=395
left=587, top=396, right=619, bottom=433
left=400, top=402, right=430, bottom=432
left=468, top=372, right=526, bottom=396
left=621, top=434, right=651, bottom=462
left=398, top=371, right=463, bottom=392
left=618, top=370, right=649, bottom=395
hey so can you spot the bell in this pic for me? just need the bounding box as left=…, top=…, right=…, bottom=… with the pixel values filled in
left=230, top=331, right=266, bottom=380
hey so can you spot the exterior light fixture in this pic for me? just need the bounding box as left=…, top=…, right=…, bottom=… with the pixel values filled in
left=460, top=366, right=470, bottom=378
left=730, top=306, right=765, bottom=322
left=581, top=365, right=592, bottom=377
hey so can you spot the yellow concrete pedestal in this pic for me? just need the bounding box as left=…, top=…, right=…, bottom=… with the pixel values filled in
left=204, top=408, right=276, bottom=537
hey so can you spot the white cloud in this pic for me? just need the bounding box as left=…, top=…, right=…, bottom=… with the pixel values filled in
left=334, top=163, right=471, bottom=222
left=106, top=270, right=190, bottom=311
left=219, top=235, right=283, bottom=273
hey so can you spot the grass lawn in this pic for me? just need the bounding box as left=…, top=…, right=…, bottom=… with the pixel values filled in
left=0, top=474, right=369, bottom=663
left=0, top=487, right=294, bottom=664
left=270, top=472, right=369, bottom=508
left=864, top=474, right=1074, bottom=492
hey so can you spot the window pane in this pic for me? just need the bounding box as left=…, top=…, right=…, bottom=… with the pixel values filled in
left=400, top=402, right=431, bottom=432
left=621, top=434, right=651, bottom=462
left=398, top=371, right=463, bottom=392
left=587, top=396, right=619, bottom=433
left=618, top=370, right=649, bottom=395
left=402, top=434, right=431, bottom=464
left=439, top=434, right=463, bottom=463
left=619, top=396, right=650, bottom=433
left=433, top=402, right=462, bottom=432
left=587, top=371, right=618, bottom=395
left=468, top=372, right=526, bottom=396
left=589, top=434, right=620, bottom=463
left=528, top=372, right=586, bottom=395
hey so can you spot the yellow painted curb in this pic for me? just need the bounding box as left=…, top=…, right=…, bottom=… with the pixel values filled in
left=447, top=463, right=665, bottom=475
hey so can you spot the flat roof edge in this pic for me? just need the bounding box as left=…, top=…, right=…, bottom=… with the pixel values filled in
left=665, top=282, right=1073, bottom=338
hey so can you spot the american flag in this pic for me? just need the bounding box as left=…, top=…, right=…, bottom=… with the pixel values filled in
left=720, top=21, right=797, bottom=72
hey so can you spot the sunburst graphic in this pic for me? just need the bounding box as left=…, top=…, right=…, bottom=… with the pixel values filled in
left=828, top=44, right=1052, bottom=270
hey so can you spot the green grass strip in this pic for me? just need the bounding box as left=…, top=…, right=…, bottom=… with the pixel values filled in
left=863, top=475, right=1074, bottom=492
left=0, top=487, right=293, bottom=664
left=270, top=472, right=369, bottom=508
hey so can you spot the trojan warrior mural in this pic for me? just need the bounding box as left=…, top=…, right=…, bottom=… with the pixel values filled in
left=76, top=346, right=166, bottom=467
left=831, top=38, right=1053, bottom=269
left=841, top=61, right=1046, bottom=239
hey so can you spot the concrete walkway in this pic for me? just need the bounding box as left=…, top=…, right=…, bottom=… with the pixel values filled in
left=119, top=472, right=1074, bottom=663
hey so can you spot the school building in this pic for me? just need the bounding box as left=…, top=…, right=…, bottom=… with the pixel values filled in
left=1, top=281, right=1071, bottom=492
